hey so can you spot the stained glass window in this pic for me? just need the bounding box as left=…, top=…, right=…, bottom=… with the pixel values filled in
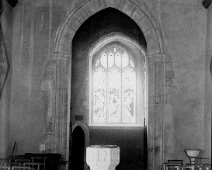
left=91, top=45, right=139, bottom=126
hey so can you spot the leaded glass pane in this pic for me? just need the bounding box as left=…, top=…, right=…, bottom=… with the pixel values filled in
left=108, top=67, right=121, bottom=123
left=122, top=52, right=129, bottom=67
left=122, top=67, right=136, bottom=123
left=93, top=66, right=106, bottom=123
left=108, top=52, right=114, bottom=68
left=130, top=60, right=135, bottom=67
left=115, top=52, right=121, bottom=67
left=100, top=52, right=107, bottom=68
left=92, top=45, right=138, bottom=126
left=96, top=59, right=100, bottom=66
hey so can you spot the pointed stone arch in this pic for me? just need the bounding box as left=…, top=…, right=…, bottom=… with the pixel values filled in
left=54, top=0, right=164, bottom=55
left=41, top=1, right=174, bottom=170
left=72, top=122, right=89, bottom=148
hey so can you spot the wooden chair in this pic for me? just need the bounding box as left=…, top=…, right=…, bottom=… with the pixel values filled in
left=30, top=157, right=45, bottom=170
left=23, top=163, right=42, bottom=170
left=0, top=165, right=10, bottom=170
left=0, top=161, right=10, bottom=170
left=11, top=166, right=36, bottom=170
left=14, top=159, right=31, bottom=166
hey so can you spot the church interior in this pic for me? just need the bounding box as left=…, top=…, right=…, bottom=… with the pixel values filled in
left=0, top=0, right=211, bottom=170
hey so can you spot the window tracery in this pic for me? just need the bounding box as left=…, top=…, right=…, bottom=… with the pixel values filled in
left=91, top=45, right=140, bottom=126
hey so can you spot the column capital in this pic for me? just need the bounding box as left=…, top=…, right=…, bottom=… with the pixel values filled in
left=147, top=53, right=166, bottom=65
left=52, top=52, right=71, bottom=62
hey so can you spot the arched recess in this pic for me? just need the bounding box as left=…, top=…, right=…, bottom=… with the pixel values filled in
left=71, top=126, right=85, bottom=170
left=71, top=123, right=89, bottom=170
left=41, top=0, right=174, bottom=170
left=72, top=122, right=89, bottom=148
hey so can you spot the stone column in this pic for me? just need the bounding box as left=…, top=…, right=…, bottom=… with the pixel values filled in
left=204, top=4, right=212, bottom=158
left=86, top=145, right=120, bottom=170
left=148, top=52, right=176, bottom=168
left=41, top=52, right=70, bottom=159
left=147, top=54, right=166, bottom=170
left=0, top=0, right=10, bottom=159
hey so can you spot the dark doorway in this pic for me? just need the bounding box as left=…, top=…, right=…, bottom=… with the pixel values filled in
left=71, top=126, right=85, bottom=170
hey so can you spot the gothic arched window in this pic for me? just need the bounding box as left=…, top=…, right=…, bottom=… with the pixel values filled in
left=89, top=40, right=146, bottom=127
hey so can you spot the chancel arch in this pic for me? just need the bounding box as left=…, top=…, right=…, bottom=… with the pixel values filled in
left=41, top=0, right=174, bottom=170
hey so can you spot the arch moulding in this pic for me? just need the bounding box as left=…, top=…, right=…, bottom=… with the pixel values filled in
left=41, top=0, right=174, bottom=170
left=72, top=122, right=90, bottom=149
